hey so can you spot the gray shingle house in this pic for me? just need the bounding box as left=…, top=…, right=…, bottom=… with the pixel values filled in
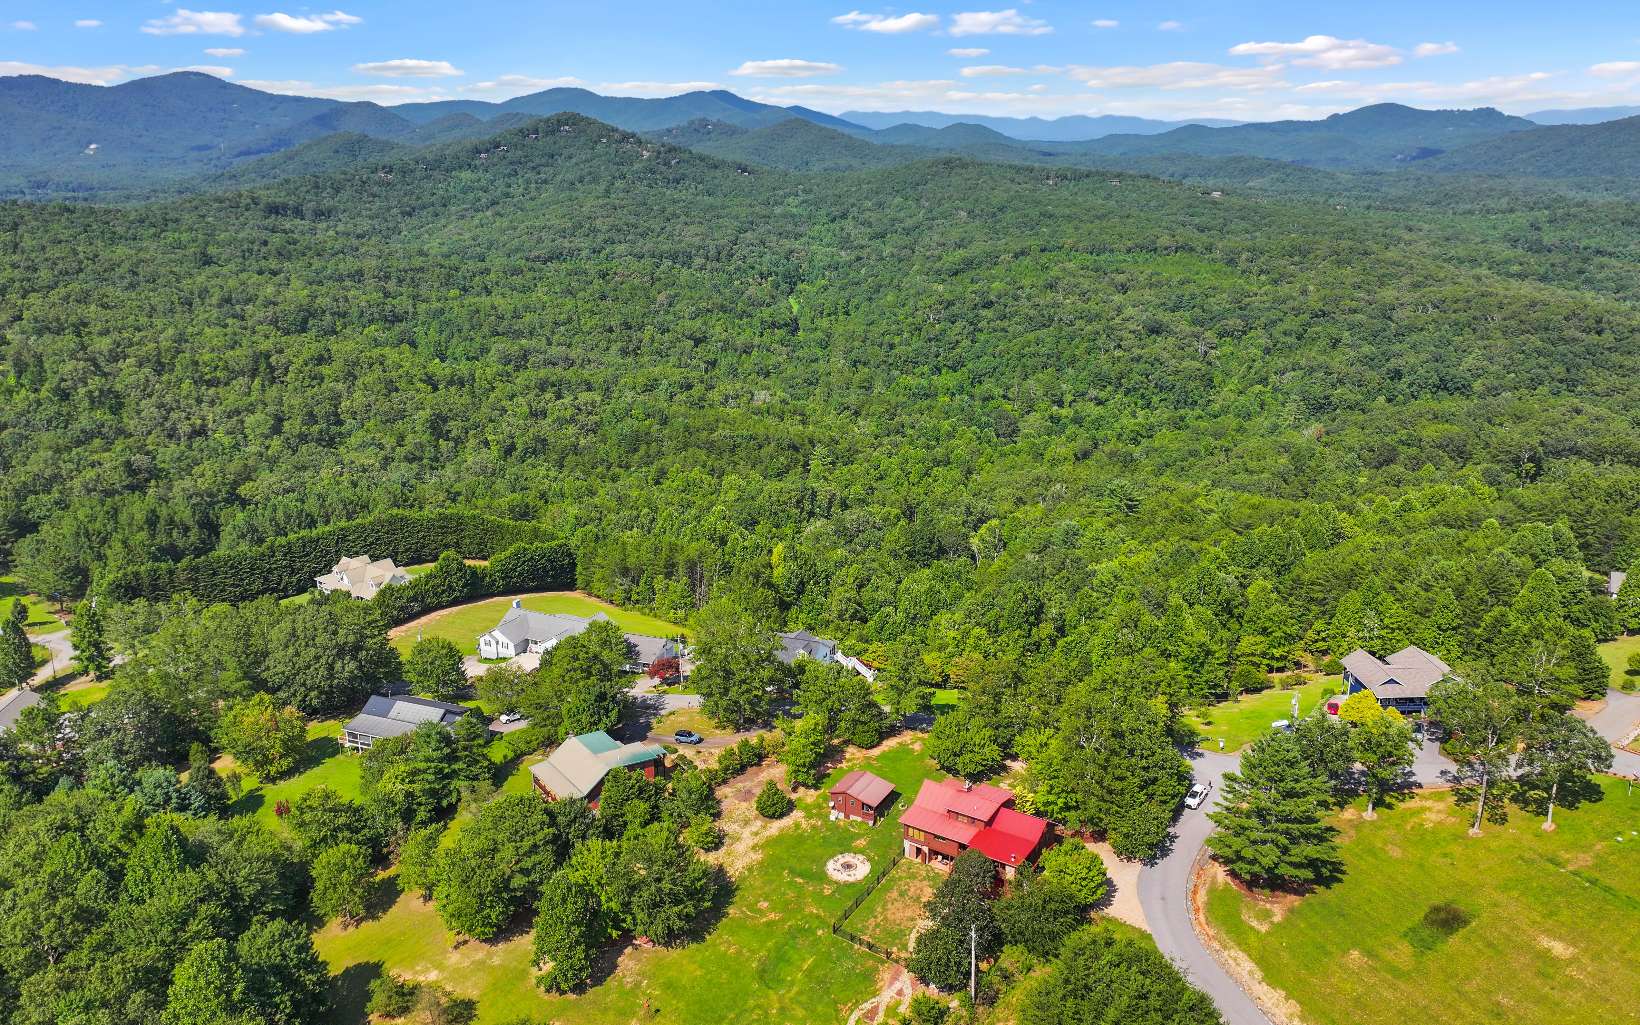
left=341, top=694, right=471, bottom=751
left=1341, top=645, right=1451, bottom=715
left=775, top=630, right=878, bottom=682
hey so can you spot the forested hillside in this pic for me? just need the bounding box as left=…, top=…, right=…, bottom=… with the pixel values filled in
left=3, top=113, right=1636, bottom=692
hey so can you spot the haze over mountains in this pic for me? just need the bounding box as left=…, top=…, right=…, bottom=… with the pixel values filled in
left=4, top=71, right=1640, bottom=201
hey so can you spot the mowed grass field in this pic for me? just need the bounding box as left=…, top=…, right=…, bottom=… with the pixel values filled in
left=1204, top=778, right=1640, bottom=1025
left=390, top=592, right=686, bottom=657
left=0, top=576, right=65, bottom=635
left=1599, top=633, right=1640, bottom=691
left=225, top=720, right=361, bottom=827
left=1186, top=676, right=1339, bottom=752
left=315, top=739, right=942, bottom=1025
left=842, top=855, right=941, bottom=960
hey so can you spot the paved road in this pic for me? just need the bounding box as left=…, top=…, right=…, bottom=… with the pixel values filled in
left=1589, top=689, right=1640, bottom=778
left=28, top=629, right=75, bottom=687
left=1137, top=750, right=1271, bottom=1025
left=1139, top=738, right=1459, bottom=1025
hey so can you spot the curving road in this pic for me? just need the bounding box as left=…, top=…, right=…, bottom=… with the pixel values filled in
left=1141, top=693, right=1640, bottom=1025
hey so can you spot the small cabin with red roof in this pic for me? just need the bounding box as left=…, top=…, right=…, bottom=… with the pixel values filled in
left=828, top=770, right=896, bottom=825
left=899, top=777, right=1049, bottom=879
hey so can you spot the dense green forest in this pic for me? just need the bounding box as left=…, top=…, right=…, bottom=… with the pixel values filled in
left=2, top=108, right=1639, bottom=1021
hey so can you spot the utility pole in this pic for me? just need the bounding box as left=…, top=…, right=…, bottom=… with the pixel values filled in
left=968, top=923, right=976, bottom=1002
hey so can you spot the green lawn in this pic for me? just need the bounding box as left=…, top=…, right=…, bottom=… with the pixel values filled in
left=1599, top=633, right=1640, bottom=691
left=0, top=576, right=65, bottom=635
left=57, top=682, right=109, bottom=709
left=391, top=592, right=687, bottom=657
left=1204, top=778, right=1640, bottom=1025
left=1186, top=676, right=1339, bottom=752
left=315, top=739, right=941, bottom=1024
left=841, top=856, right=941, bottom=960
left=930, top=688, right=963, bottom=712
left=227, top=720, right=360, bottom=827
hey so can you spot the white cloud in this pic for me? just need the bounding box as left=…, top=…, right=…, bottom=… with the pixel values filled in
left=949, top=10, right=1052, bottom=37
left=353, top=59, right=464, bottom=78
left=730, top=59, right=843, bottom=78
left=254, top=11, right=362, bottom=34
left=10, top=21, right=37, bottom=31
left=465, top=74, right=584, bottom=93
left=599, top=80, right=723, bottom=96
left=947, top=47, right=989, bottom=57
left=205, top=47, right=246, bottom=57
left=173, top=65, right=235, bottom=78
left=1229, top=35, right=1401, bottom=70
left=961, top=65, right=1031, bottom=77
left=1414, top=41, right=1459, bottom=58
left=1092, top=19, right=1119, bottom=29
left=832, top=11, right=940, bottom=33
left=1067, top=61, right=1287, bottom=91
left=74, top=19, right=103, bottom=29
left=143, top=10, right=245, bottom=36
left=0, top=60, right=160, bottom=85
left=1157, top=20, right=1184, bottom=31
left=1590, top=61, right=1640, bottom=77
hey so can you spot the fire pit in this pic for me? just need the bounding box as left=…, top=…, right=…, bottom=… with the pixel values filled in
left=826, top=853, right=871, bottom=883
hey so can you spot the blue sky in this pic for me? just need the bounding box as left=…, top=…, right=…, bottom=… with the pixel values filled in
left=4, top=2, right=1639, bottom=119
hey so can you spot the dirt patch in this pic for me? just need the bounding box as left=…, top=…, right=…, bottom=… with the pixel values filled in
left=845, top=963, right=918, bottom=1025
left=1535, top=935, right=1577, bottom=960
left=708, top=760, right=802, bottom=877
left=1193, top=859, right=1308, bottom=1025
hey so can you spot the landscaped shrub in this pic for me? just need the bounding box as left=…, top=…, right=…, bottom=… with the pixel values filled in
left=1318, top=656, right=1345, bottom=675
left=683, top=815, right=724, bottom=851
left=755, top=780, right=793, bottom=819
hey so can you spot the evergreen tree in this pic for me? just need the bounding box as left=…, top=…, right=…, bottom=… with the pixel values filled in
left=1035, top=842, right=1109, bottom=908
left=780, top=712, right=829, bottom=789
left=907, top=849, right=1003, bottom=991
left=607, top=823, right=717, bottom=945
left=0, top=600, right=33, bottom=692
left=70, top=598, right=112, bottom=679
left=1019, top=924, right=1220, bottom=1025
left=1290, top=710, right=1354, bottom=803
left=1615, top=565, right=1640, bottom=633
left=1207, top=731, right=1341, bottom=887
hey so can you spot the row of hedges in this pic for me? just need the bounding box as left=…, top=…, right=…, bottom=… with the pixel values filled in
left=370, top=544, right=575, bottom=626
left=100, top=510, right=561, bottom=604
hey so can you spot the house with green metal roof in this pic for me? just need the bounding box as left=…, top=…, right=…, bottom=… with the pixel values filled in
left=530, top=730, right=667, bottom=808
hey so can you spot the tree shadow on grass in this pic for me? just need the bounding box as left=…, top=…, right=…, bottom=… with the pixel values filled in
left=1513, top=773, right=1606, bottom=817
left=330, top=960, right=384, bottom=1025
left=365, top=872, right=403, bottom=924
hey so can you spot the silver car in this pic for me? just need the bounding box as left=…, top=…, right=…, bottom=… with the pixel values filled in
left=1184, top=781, right=1212, bottom=810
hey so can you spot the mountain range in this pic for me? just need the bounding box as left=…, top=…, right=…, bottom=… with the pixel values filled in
left=6, top=71, right=1640, bottom=200
left=836, top=109, right=1243, bottom=140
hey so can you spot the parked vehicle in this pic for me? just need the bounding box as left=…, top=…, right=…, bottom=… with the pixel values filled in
left=1184, top=780, right=1212, bottom=810
left=497, top=712, right=522, bottom=724
left=674, top=729, right=704, bottom=745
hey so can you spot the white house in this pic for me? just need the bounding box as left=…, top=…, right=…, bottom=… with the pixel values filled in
left=477, top=601, right=682, bottom=670
left=315, top=556, right=411, bottom=600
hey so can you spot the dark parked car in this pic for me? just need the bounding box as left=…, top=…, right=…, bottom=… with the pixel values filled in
left=673, top=729, right=704, bottom=745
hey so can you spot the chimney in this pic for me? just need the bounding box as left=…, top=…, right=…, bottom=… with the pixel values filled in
left=512, top=599, right=522, bottom=609
left=961, top=781, right=973, bottom=792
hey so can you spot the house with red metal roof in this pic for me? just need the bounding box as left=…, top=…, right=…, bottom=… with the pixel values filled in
left=828, top=770, right=897, bottom=825
left=899, top=777, right=1049, bottom=878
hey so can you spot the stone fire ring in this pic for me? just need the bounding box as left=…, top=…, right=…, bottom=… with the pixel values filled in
left=826, top=853, right=871, bottom=883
